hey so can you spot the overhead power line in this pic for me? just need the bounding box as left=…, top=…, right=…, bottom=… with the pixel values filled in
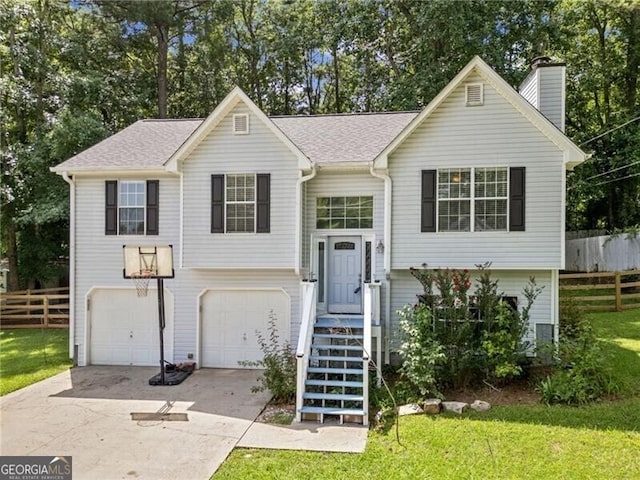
left=593, top=171, right=640, bottom=187
left=584, top=160, right=640, bottom=181
left=579, top=114, right=640, bottom=148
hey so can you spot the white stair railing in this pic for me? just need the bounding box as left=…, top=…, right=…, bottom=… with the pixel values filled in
left=362, top=283, right=377, bottom=426
left=295, top=280, right=317, bottom=422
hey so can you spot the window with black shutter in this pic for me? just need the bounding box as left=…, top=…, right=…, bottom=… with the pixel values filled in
left=211, top=173, right=270, bottom=233
left=422, top=167, right=525, bottom=232
left=104, top=180, right=159, bottom=235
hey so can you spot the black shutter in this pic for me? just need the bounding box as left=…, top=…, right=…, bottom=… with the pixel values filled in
left=146, top=180, right=159, bottom=235
left=509, top=167, right=526, bottom=231
left=211, top=174, right=225, bottom=233
left=421, top=170, right=437, bottom=232
left=105, top=180, right=118, bottom=235
left=256, top=173, right=271, bottom=233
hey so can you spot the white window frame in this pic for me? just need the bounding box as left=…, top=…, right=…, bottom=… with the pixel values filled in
left=310, top=233, right=376, bottom=314
left=474, top=167, right=509, bottom=232
left=316, top=196, right=374, bottom=230
left=436, top=167, right=509, bottom=233
left=118, top=180, right=146, bottom=235
left=225, top=173, right=256, bottom=233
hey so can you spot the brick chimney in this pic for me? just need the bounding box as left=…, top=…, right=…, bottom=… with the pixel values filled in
left=519, top=56, right=566, bottom=132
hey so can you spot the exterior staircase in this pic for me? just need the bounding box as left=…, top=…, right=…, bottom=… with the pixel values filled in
left=298, top=315, right=368, bottom=425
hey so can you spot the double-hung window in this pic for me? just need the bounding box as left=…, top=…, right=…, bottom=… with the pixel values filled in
left=119, top=181, right=146, bottom=235
left=105, top=180, right=159, bottom=236
left=211, top=173, right=270, bottom=233
left=226, top=174, right=255, bottom=233
left=421, top=167, right=525, bottom=233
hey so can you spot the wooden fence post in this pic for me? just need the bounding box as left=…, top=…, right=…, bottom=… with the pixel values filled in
left=43, top=295, right=50, bottom=327
left=615, top=272, right=622, bottom=312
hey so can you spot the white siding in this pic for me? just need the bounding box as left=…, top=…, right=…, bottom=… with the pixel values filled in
left=73, top=174, right=181, bottom=366
left=304, top=171, right=384, bottom=277
left=519, top=71, right=538, bottom=108
left=538, top=67, right=565, bottom=132
left=389, top=268, right=553, bottom=350
left=73, top=174, right=301, bottom=366
left=182, top=103, right=299, bottom=268
left=389, top=72, right=565, bottom=270
left=304, top=170, right=388, bottom=316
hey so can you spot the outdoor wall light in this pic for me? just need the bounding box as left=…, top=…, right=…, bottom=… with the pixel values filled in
left=376, top=240, right=384, bottom=254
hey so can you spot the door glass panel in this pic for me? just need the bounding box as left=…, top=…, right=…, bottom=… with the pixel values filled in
left=334, top=242, right=355, bottom=250
left=318, top=242, right=325, bottom=303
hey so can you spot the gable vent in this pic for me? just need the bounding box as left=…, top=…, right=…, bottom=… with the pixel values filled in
left=465, top=83, right=484, bottom=106
left=232, top=114, right=249, bottom=134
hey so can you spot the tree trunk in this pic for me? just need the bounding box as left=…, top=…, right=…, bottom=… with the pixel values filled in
left=6, top=223, right=19, bottom=291
left=624, top=7, right=639, bottom=112
left=156, top=23, right=169, bottom=118
left=332, top=43, right=340, bottom=113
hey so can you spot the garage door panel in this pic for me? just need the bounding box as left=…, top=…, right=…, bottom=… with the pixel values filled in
left=201, top=290, right=290, bottom=368
left=90, top=289, right=173, bottom=366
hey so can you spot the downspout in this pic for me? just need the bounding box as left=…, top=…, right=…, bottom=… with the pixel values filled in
left=61, top=172, right=75, bottom=362
left=295, top=164, right=316, bottom=276
left=369, top=162, right=392, bottom=364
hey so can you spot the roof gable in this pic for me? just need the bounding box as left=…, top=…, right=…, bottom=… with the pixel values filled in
left=374, top=56, right=586, bottom=169
left=165, top=87, right=311, bottom=171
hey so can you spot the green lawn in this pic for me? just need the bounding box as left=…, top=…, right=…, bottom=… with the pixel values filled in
left=0, top=328, right=72, bottom=396
left=214, top=309, right=640, bottom=479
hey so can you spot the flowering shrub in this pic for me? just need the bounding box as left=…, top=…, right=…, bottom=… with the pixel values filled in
left=402, top=263, right=541, bottom=390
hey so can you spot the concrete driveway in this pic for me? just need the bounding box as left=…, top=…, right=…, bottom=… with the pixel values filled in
left=0, top=366, right=270, bottom=480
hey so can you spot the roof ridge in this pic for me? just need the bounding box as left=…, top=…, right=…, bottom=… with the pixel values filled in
left=140, top=118, right=204, bottom=122
left=270, top=110, right=419, bottom=119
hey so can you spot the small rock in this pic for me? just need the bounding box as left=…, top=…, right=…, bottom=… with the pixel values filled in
left=470, top=400, right=491, bottom=412
left=422, top=398, right=442, bottom=415
left=441, top=401, right=469, bottom=414
left=398, top=403, right=424, bottom=416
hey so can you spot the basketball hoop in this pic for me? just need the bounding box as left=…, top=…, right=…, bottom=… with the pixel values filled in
left=131, top=270, right=154, bottom=297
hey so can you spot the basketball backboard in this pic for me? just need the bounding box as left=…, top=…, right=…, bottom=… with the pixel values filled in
left=123, top=245, right=174, bottom=279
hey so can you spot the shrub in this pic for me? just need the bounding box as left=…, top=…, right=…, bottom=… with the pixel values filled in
left=239, top=312, right=296, bottom=404
left=401, top=264, right=541, bottom=392
left=397, top=303, right=446, bottom=399
left=538, top=320, right=619, bottom=405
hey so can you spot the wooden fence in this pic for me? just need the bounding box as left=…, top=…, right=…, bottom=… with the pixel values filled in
left=0, top=287, right=70, bottom=328
left=559, top=270, right=640, bottom=312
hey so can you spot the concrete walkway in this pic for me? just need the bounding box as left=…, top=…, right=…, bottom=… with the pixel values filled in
left=1, top=367, right=369, bottom=479
left=238, top=420, right=368, bottom=453
left=0, top=367, right=270, bottom=480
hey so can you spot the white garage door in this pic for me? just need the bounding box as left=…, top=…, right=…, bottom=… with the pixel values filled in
left=201, top=289, right=290, bottom=368
left=89, top=288, right=173, bottom=366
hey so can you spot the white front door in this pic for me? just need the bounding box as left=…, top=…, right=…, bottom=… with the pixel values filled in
left=328, top=236, right=362, bottom=314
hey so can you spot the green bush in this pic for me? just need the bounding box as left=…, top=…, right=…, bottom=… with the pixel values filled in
left=239, top=313, right=296, bottom=404
left=401, top=264, right=541, bottom=393
left=397, top=303, right=446, bottom=399
left=538, top=321, right=619, bottom=405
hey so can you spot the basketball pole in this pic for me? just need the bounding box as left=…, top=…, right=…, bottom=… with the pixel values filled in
left=157, top=278, right=166, bottom=385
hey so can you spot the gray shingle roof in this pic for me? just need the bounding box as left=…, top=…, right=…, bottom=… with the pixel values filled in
left=52, top=119, right=202, bottom=171
left=271, top=112, right=418, bottom=164
left=53, top=111, right=418, bottom=172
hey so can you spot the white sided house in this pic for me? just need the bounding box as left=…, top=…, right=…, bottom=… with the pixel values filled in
left=53, top=56, right=586, bottom=425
